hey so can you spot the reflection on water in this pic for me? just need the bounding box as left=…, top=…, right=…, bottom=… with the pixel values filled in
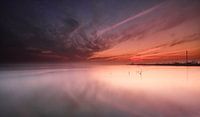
left=0, top=64, right=200, bottom=117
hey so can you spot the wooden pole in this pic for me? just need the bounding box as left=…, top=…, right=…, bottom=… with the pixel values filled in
left=186, top=50, right=188, bottom=65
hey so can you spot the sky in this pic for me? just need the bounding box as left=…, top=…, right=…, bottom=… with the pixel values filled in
left=0, top=0, right=200, bottom=63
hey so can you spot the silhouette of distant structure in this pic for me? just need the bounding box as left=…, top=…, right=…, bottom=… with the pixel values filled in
left=186, top=50, right=188, bottom=65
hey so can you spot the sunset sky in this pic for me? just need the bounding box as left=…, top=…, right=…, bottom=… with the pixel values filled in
left=0, top=0, right=200, bottom=63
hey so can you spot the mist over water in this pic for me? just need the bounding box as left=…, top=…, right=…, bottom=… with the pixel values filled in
left=0, top=64, right=200, bottom=117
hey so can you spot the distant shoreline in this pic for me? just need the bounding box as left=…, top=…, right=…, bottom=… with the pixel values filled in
left=128, top=63, right=200, bottom=66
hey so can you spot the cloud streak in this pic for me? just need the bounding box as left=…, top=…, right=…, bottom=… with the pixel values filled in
left=97, top=2, right=164, bottom=36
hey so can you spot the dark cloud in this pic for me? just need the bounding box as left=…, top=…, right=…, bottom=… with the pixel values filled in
left=169, top=33, right=200, bottom=47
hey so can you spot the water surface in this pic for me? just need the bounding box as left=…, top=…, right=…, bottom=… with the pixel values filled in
left=0, top=64, right=200, bottom=117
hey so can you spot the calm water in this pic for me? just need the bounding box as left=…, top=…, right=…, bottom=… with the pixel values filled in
left=0, top=64, right=200, bottom=117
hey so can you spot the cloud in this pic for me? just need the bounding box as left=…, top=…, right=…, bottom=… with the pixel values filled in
left=97, top=2, right=164, bottom=36
left=1, top=0, right=200, bottom=62
left=169, top=34, right=200, bottom=47
left=90, top=32, right=200, bottom=62
left=98, top=0, right=200, bottom=46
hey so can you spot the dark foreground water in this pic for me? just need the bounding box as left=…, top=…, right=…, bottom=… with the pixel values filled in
left=0, top=64, right=200, bottom=117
